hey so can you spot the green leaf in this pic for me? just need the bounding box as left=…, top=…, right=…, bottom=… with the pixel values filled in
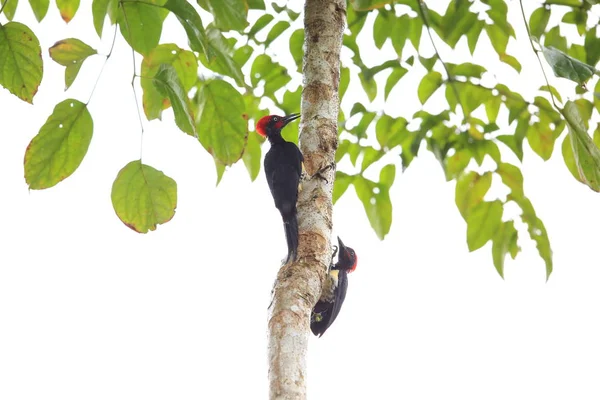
left=141, top=44, right=198, bottom=121
left=111, top=160, right=177, bottom=233
left=49, top=38, right=98, bottom=90
left=373, top=10, right=393, bottom=49
left=529, top=6, right=550, bottom=38
left=499, top=53, right=521, bottom=72
left=265, top=20, right=290, bottom=46
left=359, top=72, right=377, bottom=102
left=3, top=0, right=18, bottom=20
left=199, top=26, right=244, bottom=86
left=163, top=0, right=209, bottom=57
left=408, top=15, right=423, bottom=50
left=496, top=162, right=524, bottom=197
left=418, top=71, right=442, bottom=104
left=153, top=63, right=196, bottom=136
left=92, top=0, right=118, bottom=37
left=541, top=45, right=596, bottom=84
left=333, top=172, right=354, bottom=203
left=196, top=80, right=247, bottom=165
left=527, top=121, right=557, bottom=161
left=340, top=66, right=350, bottom=100
left=197, top=0, right=248, bottom=31
left=28, top=0, right=49, bottom=22
left=384, top=67, right=408, bottom=100
left=289, top=29, right=304, bottom=71
left=448, top=62, right=486, bottom=78
left=455, top=171, right=492, bottom=219
left=118, top=1, right=166, bottom=56
left=0, top=22, right=43, bottom=103
left=485, top=24, right=509, bottom=55
left=247, top=0, right=264, bottom=9
left=248, top=14, right=273, bottom=37
left=56, top=0, right=79, bottom=23
left=251, top=54, right=291, bottom=98
left=350, top=0, right=393, bottom=11
left=485, top=95, right=501, bottom=123
left=585, top=30, right=600, bottom=67
left=492, top=221, right=519, bottom=278
left=445, top=148, right=472, bottom=181
left=562, top=133, right=582, bottom=183
left=353, top=167, right=394, bottom=240
left=466, top=200, right=503, bottom=252
left=562, top=100, right=600, bottom=191
left=466, top=20, right=484, bottom=55
left=544, top=26, right=567, bottom=52
left=242, top=120, right=261, bottom=181
left=24, top=99, right=93, bottom=189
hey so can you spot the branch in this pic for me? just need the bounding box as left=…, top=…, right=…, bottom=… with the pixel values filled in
left=417, top=0, right=467, bottom=121
left=267, top=0, right=345, bottom=399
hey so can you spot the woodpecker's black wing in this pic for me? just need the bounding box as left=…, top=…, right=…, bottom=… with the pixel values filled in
left=310, top=270, right=348, bottom=337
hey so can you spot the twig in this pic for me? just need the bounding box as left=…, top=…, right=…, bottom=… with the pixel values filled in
left=417, top=0, right=467, bottom=121
left=86, top=23, right=119, bottom=105
left=120, top=0, right=146, bottom=160
left=0, top=0, right=7, bottom=15
left=518, top=0, right=560, bottom=109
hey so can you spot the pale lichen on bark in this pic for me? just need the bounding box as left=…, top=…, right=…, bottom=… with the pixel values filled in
left=267, top=1, right=346, bottom=399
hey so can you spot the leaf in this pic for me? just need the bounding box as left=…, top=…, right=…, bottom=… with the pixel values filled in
left=242, top=122, right=261, bottom=181
left=499, top=53, right=521, bottom=72
left=340, top=66, right=350, bottom=100
left=418, top=71, right=442, bottom=104
left=163, top=0, right=210, bottom=57
left=350, top=0, right=393, bottom=11
left=265, top=21, right=290, bottom=46
left=359, top=72, right=377, bottom=102
left=585, top=30, right=600, bottom=67
left=3, top=0, right=18, bottom=20
left=384, top=67, right=407, bottom=100
left=92, top=0, right=119, bottom=37
left=526, top=121, right=556, bottom=161
left=251, top=54, right=291, bottom=98
left=24, top=99, right=93, bottom=189
left=118, top=1, right=166, bottom=56
left=141, top=44, right=198, bottom=121
left=195, top=80, right=247, bottom=165
left=333, top=172, right=354, bottom=203
left=485, top=24, right=509, bottom=55
left=448, top=62, right=486, bottom=78
left=111, top=160, right=177, bottom=233
left=196, top=0, right=248, bottom=32
left=56, top=0, right=79, bottom=23
left=529, top=6, right=550, bottom=38
left=373, top=10, right=393, bottom=49
left=0, top=22, right=43, bottom=103
left=445, top=148, right=472, bottom=181
left=199, top=26, right=244, bottom=86
left=562, top=100, right=600, bottom=191
left=492, top=221, right=519, bottom=278
left=353, top=166, right=394, bottom=240
left=541, top=45, right=596, bottom=84
left=28, top=0, right=50, bottom=22
left=455, top=171, right=492, bottom=219
left=151, top=64, right=196, bottom=136
left=248, top=14, right=273, bottom=37
left=466, top=200, right=503, bottom=252
left=289, top=29, right=304, bottom=71
left=49, top=38, right=98, bottom=90
left=496, top=162, right=524, bottom=197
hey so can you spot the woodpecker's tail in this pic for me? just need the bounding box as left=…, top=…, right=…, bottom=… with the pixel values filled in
left=283, top=212, right=298, bottom=264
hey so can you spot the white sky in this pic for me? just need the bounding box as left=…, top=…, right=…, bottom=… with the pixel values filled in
left=2, top=2, right=600, bottom=399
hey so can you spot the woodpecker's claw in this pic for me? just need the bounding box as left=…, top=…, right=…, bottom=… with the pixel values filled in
left=311, top=163, right=335, bottom=184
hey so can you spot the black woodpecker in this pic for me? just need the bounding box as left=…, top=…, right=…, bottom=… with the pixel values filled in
left=256, top=113, right=303, bottom=264
left=311, top=236, right=358, bottom=337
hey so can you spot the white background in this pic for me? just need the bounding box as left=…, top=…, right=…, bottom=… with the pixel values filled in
left=1, top=1, right=600, bottom=399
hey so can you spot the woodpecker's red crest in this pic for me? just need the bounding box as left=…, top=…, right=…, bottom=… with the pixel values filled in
left=337, top=236, right=357, bottom=273
left=256, top=114, right=300, bottom=138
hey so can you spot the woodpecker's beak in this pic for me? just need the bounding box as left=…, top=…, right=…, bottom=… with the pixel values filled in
left=337, top=236, right=346, bottom=252
left=282, top=113, right=301, bottom=127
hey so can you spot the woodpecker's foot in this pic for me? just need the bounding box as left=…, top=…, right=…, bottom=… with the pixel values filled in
left=331, top=245, right=339, bottom=259
left=311, top=163, right=335, bottom=183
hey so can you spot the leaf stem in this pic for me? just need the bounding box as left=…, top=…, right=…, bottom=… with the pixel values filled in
left=0, top=0, right=7, bottom=15
left=86, top=23, right=119, bottom=105
left=417, top=1, right=467, bottom=121
left=518, top=0, right=560, bottom=109
left=120, top=0, right=146, bottom=160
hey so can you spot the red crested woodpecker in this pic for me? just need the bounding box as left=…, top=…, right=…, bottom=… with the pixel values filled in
left=256, top=113, right=303, bottom=264
left=311, top=236, right=358, bottom=337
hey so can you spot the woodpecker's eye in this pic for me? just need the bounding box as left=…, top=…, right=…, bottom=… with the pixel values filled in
left=273, top=116, right=279, bottom=122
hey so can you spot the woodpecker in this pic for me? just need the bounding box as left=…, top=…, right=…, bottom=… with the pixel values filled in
left=311, top=236, right=358, bottom=337
left=256, top=113, right=303, bottom=264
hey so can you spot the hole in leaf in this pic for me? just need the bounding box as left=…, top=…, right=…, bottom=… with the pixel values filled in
left=59, top=123, right=63, bottom=128
left=370, top=197, right=376, bottom=205
left=70, top=102, right=74, bottom=107
left=172, top=50, right=177, bottom=55
left=373, top=187, right=380, bottom=194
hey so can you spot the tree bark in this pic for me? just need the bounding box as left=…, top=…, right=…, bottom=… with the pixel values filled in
left=267, top=1, right=346, bottom=399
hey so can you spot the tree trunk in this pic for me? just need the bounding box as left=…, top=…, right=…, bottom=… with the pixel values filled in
left=267, top=1, right=346, bottom=399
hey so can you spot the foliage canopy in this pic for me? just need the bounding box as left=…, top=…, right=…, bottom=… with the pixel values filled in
left=1, top=0, right=600, bottom=278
